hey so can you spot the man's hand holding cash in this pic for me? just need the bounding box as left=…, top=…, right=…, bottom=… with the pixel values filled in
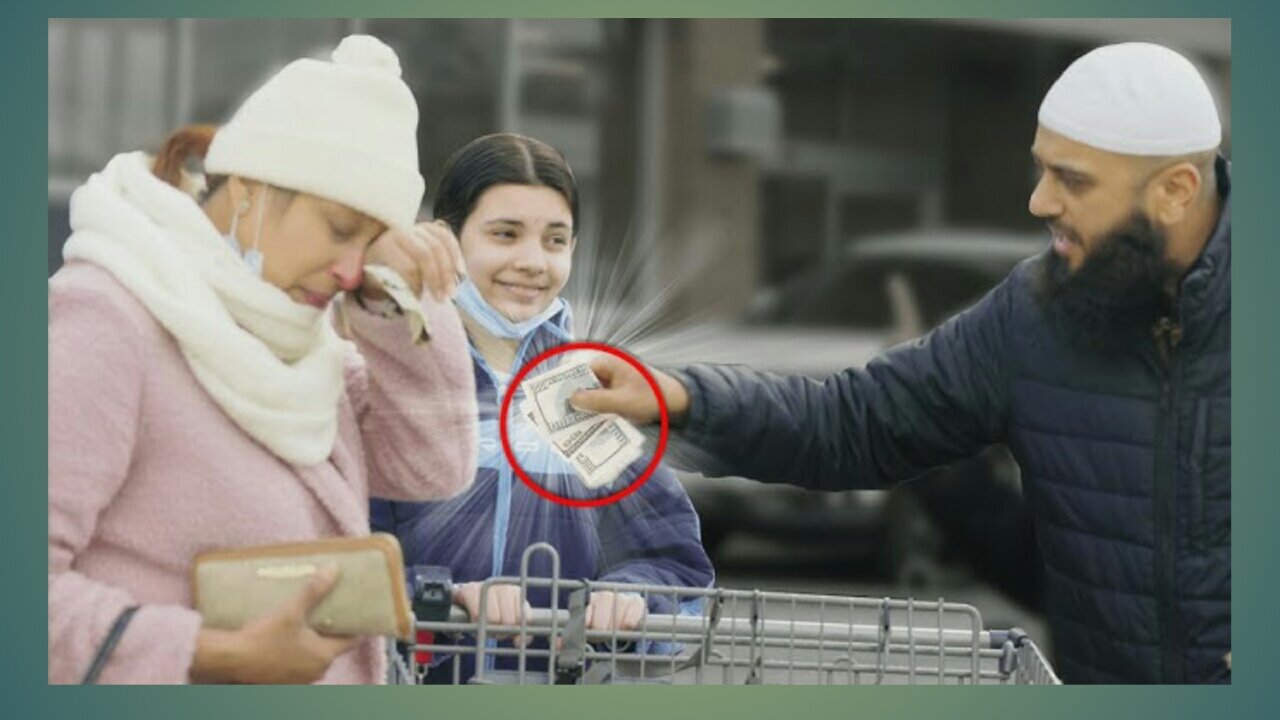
left=567, top=356, right=691, bottom=428
left=519, top=358, right=650, bottom=490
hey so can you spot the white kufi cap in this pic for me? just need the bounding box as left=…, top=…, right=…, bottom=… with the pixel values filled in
left=1038, top=42, right=1222, bottom=156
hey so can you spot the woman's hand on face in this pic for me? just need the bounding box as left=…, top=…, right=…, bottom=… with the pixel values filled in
left=453, top=582, right=534, bottom=648
left=190, top=565, right=360, bottom=684
left=363, top=220, right=466, bottom=303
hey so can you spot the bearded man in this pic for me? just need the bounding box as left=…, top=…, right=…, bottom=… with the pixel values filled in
left=572, top=43, right=1231, bottom=684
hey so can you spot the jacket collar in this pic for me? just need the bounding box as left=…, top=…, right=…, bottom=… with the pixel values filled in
left=1177, top=155, right=1231, bottom=339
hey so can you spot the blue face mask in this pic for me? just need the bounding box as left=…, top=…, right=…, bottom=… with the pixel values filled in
left=454, top=277, right=566, bottom=340
left=223, top=233, right=263, bottom=276
left=223, top=186, right=267, bottom=277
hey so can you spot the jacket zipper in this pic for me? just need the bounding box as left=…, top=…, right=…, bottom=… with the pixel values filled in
left=1153, top=314, right=1183, bottom=683
left=489, top=331, right=541, bottom=577
left=1189, top=400, right=1210, bottom=554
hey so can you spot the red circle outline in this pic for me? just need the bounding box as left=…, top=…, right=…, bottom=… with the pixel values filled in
left=499, top=341, right=669, bottom=508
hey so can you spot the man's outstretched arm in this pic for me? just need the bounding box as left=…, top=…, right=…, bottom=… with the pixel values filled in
left=571, top=277, right=1015, bottom=491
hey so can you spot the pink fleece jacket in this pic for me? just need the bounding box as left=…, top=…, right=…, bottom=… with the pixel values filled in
left=48, top=261, right=479, bottom=684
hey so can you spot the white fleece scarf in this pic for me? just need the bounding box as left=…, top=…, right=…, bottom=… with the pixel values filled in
left=62, top=152, right=346, bottom=466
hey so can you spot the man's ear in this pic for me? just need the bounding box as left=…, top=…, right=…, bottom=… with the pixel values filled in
left=1145, top=161, right=1203, bottom=226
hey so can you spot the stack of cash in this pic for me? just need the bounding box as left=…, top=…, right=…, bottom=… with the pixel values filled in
left=518, top=359, right=647, bottom=489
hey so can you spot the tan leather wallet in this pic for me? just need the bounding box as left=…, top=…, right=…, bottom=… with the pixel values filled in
left=191, top=533, right=413, bottom=640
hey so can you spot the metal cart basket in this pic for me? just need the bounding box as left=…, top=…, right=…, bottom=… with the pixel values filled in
left=392, top=543, right=1059, bottom=685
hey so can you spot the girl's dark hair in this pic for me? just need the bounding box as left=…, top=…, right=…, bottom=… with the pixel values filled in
left=432, top=133, right=579, bottom=236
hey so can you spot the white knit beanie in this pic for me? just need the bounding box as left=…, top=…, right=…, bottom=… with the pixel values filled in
left=1038, top=42, right=1222, bottom=157
left=205, top=34, right=425, bottom=229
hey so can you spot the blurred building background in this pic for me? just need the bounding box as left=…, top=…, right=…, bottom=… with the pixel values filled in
left=48, top=18, right=1231, bottom=657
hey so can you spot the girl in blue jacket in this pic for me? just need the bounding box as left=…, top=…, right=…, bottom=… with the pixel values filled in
left=371, top=133, right=713, bottom=681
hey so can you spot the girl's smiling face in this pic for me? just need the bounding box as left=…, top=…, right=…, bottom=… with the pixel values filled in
left=457, top=183, right=575, bottom=321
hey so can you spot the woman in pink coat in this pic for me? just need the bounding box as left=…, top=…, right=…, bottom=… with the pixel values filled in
left=48, top=35, right=478, bottom=684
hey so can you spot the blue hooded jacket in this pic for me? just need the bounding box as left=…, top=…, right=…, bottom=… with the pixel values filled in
left=371, top=297, right=714, bottom=677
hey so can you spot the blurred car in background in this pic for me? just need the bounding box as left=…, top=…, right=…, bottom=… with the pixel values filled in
left=640, top=228, right=1046, bottom=605
left=750, top=229, right=1046, bottom=333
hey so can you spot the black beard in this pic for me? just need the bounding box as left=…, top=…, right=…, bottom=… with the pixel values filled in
left=1031, top=213, right=1176, bottom=356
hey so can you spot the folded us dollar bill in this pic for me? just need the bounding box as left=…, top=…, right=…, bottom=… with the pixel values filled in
left=519, top=359, right=647, bottom=489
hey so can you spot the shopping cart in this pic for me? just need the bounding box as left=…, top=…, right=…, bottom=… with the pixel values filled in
left=390, top=542, right=1060, bottom=685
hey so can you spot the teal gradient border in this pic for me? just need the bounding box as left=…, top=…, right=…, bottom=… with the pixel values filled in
left=8, top=3, right=1274, bottom=718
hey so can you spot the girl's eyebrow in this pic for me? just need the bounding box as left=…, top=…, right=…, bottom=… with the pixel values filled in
left=483, top=218, right=572, bottom=230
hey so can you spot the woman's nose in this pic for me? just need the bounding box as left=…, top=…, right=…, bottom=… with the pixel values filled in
left=331, top=251, right=365, bottom=291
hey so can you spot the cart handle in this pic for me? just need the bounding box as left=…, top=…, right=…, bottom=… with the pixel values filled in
left=433, top=607, right=994, bottom=649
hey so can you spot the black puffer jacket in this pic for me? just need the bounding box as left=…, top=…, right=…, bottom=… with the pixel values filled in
left=672, top=159, right=1231, bottom=684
